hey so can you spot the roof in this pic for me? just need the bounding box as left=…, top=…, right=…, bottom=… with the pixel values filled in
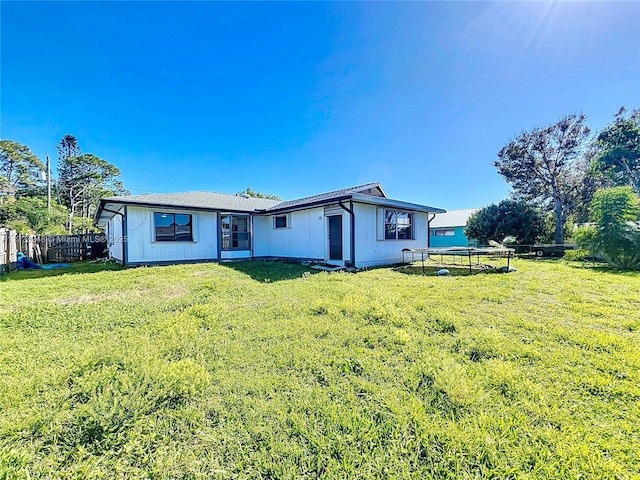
left=95, top=182, right=445, bottom=225
left=430, top=208, right=480, bottom=228
left=100, top=191, right=281, bottom=211
left=95, top=191, right=281, bottom=225
left=261, top=182, right=387, bottom=212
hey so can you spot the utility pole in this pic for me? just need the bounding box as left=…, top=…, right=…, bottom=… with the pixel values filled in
left=46, top=154, right=52, bottom=211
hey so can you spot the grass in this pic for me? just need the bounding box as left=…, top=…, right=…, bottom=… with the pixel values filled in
left=0, top=259, right=638, bottom=479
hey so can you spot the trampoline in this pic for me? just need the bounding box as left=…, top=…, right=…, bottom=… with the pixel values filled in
left=402, top=246, right=515, bottom=274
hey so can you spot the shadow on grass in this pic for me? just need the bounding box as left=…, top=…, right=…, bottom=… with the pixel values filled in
left=395, top=264, right=507, bottom=277
left=563, top=260, right=640, bottom=276
left=220, top=260, right=318, bottom=282
left=0, top=261, right=124, bottom=282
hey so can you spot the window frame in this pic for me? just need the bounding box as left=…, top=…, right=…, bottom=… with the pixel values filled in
left=432, top=228, right=455, bottom=237
left=273, top=214, right=290, bottom=229
left=221, top=214, right=252, bottom=250
left=384, top=209, right=414, bottom=240
left=153, top=212, right=194, bottom=243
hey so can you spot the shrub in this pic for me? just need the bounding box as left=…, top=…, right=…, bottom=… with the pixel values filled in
left=563, top=248, right=592, bottom=262
left=576, top=187, right=640, bottom=270
left=466, top=200, right=547, bottom=245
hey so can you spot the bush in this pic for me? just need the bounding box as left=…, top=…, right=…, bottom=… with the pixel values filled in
left=563, top=248, right=592, bottom=262
left=576, top=187, right=640, bottom=270
left=466, top=200, right=547, bottom=245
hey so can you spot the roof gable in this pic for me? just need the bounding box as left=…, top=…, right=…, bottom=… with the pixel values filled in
left=263, top=182, right=386, bottom=211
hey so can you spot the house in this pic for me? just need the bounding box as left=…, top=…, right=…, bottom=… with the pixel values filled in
left=429, top=208, right=480, bottom=247
left=95, top=182, right=445, bottom=268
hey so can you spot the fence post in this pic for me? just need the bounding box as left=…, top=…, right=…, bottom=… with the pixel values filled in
left=1, top=228, right=7, bottom=274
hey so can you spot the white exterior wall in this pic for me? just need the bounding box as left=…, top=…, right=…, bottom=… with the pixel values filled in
left=220, top=250, right=252, bottom=260
left=253, top=207, right=326, bottom=260
left=106, top=206, right=124, bottom=262
left=354, top=203, right=429, bottom=267
left=106, top=201, right=430, bottom=267
left=125, top=206, right=217, bottom=264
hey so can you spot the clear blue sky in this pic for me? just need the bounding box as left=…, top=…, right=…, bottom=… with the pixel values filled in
left=1, top=1, right=639, bottom=210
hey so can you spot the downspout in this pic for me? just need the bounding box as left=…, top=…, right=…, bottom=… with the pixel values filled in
left=250, top=214, right=254, bottom=260
left=338, top=200, right=355, bottom=268
left=427, top=213, right=436, bottom=249
left=101, top=207, right=124, bottom=218
left=122, top=205, right=128, bottom=266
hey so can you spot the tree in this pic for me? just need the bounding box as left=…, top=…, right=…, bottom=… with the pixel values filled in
left=575, top=186, right=640, bottom=270
left=57, top=153, right=128, bottom=233
left=0, top=196, right=68, bottom=234
left=590, top=107, right=640, bottom=194
left=465, top=200, right=547, bottom=245
left=237, top=187, right=281, bottom=200
left=0, top=140, right=45, bottom=201
left=495, top=114, right=592, bottom=244
left=57, top=134, right=81, bottom=163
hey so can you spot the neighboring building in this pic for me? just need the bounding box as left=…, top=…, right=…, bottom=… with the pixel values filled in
left=429, top=208, right=480, bottom=247
left=95, top=182, right=445, bottom=268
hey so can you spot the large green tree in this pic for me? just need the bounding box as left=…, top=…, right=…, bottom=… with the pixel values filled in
left=465, top=200, right=547, bottom=245
left=0, top=196, right=68, bottom=234
left=590, top=108, right=640, bottom=194
left=495, top=114, right=592, bottom=244
left=575, top=186, right=640, bottom=270
left=0, top=140, right=45, bottom=201
left=57, top=153, right=128, bottom=233
left=57, top=134, right=81, bottom=163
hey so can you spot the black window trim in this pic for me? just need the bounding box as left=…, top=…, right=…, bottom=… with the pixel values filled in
left=273, top=214, right=290, bottom=229
left=153, top=211, right=195, bottom=243
left=384, top=209, right=414, bottom=241
left=221, top=213, right=252, bottom=251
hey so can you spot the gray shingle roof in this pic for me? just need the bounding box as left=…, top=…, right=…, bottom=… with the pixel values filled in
left=263, top=182, right=385, bottom=211
left=97, top=182, right=445, bottom=224
left=101, top=191, right=281, bottom=212
left=430, top=208, right=480, bottom=228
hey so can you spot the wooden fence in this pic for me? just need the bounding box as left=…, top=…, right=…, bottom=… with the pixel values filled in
left=0, top=228, right=108, bottom=274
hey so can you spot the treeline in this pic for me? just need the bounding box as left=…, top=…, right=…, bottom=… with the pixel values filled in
left=0, top=135, right=128, bottom=234
left=466, top=107, right=640, bottom=246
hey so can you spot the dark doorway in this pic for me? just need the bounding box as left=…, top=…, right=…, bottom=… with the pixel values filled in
left=328, top=215, right=343, bottom=261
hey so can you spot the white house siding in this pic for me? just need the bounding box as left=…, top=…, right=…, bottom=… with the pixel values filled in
left=220, top=250, right=252, bottom=260
left=354, top=203, right=429, bottom=267
left=106, top=206, right=124, bottom=262
left=253, top=207, right=326, bottom=260
left=125, top=206, right=217, bottom=264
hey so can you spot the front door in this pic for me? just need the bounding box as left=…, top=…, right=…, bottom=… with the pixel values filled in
left=328, top=215, right=343, bottom=262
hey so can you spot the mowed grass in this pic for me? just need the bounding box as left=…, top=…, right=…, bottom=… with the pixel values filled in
left=0, top=259, right=638, bottom=479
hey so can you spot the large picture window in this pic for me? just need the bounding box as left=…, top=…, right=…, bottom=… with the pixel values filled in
left=384, top=210, right=413, bottom=240
left=221, top=214, right=251, bottom=250
left=154, top=212, right=193, bottom=242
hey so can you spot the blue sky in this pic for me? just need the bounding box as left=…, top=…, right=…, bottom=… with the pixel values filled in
left=1, top=1, right=639, bottom=210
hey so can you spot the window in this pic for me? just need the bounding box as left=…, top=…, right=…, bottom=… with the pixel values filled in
left=384, top=210, right=413, bottom=240
left=154, top=212, right=193, bottom=242
left=432, top=229, right=455, bottom=236
left=221, top=214, right=251, bottom=250
left=274, top=215, right=289, bottom=229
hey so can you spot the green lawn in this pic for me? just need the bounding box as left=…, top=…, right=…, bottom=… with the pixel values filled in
left=0, top=259, right=638, bottom=479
